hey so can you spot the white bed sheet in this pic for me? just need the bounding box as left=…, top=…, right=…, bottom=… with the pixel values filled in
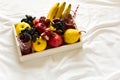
left=0, top=0, right=120, bottom=80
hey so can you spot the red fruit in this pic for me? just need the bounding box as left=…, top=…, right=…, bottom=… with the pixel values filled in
left=33, top=18, right=40, bottom=25
left=41, top=32, right=49, bottom=41
left=44, top=28, right=53, bottom=37
left=45, top=19, right=50, bottom=27
left=41, top=28, right=54, bottom=41
left=39, top=16, right=46, bottom=24
left=48, top=33, right=63, bottom=48
left=64, top=22, right=76, bottom=29
left=34, top=23, right=46, bottom=34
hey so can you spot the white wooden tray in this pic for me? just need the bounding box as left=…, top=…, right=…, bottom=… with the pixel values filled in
left=13, top=25, right=82, bottom=62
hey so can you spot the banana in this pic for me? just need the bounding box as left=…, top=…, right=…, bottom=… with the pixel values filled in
left=54, top=2, right=66, bottom=19
left=61, top=4, right=71, bottom=19
left=47, top=2, right=59, bottom=21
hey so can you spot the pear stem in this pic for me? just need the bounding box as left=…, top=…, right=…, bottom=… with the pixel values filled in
left=81, top=30, right=86, bottom=33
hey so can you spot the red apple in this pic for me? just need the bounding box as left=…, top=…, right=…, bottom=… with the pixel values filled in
left=39, top=16, right=46, bottom=23
left=41, top=28, right=55, bottom=41
left=34, top=23, right=46, bottom=34
left=39, top=17, right=50, bottom=27
left=48, top=33, right=63, bottom=48
left=41, top=28, right=52, bottom=40
left=33, top=18, right=40, bottom=25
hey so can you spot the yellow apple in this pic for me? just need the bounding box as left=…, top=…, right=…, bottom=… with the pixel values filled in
left=15, top=22, right=31, bottom=35
left=33, top=37, right=47, bottom=52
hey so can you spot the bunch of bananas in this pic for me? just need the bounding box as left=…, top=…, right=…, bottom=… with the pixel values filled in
left=47, top=2, right=71, bottom=21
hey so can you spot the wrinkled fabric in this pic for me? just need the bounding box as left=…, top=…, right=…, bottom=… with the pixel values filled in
left=0, top=0, right=120, bottom=80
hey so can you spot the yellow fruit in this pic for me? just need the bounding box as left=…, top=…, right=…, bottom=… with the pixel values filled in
left=15, top=22, right=31, bottom=35
left=47, top=2, right=60, bottom=21
left=33, top=37, right=47, bottom=52
left=61, top=4, right=71, bottom=19
left=49, top=26, right=56, bottom=31
left=64, top=29, right=81, bottom=44
left=54, top=2, right=66, bottom=19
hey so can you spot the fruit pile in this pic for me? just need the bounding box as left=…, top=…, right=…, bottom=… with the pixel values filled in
left=15, top=2, right=81, bottom=55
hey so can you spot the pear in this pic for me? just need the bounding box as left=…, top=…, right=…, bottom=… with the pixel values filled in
left=63, top=29, right=81, bottom=44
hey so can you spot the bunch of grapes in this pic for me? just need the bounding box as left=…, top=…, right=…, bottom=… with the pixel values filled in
left=21, top=15, right=36, bottom=27
left=52, top=19, right=66, bottom=35
left=20, top=27, right=40, bottom=42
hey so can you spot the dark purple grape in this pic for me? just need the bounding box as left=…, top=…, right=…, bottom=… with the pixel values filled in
left=52, top=18, right=60, bottom=23
left=31, top=35, right=36, bottom=42
left=20, top=26, right=40, bottom=42
left=21, top=18, right=27, bottom=22
left=52, top=19, right=66, bottom=34
left=21, top=15, right=36, bottom=27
